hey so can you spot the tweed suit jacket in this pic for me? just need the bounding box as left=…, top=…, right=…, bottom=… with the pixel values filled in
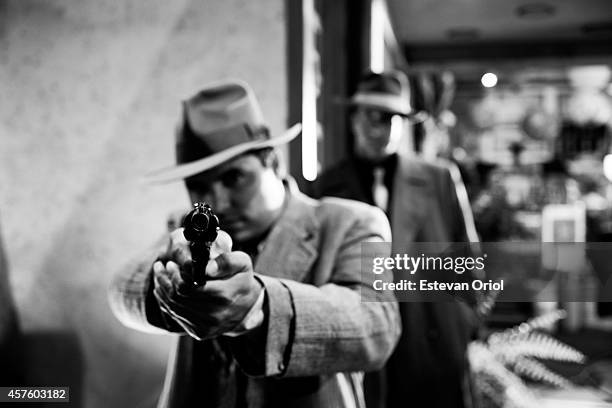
left=315, top=154, right=480, bottom=408
left=109, top=182, right=401, bottom=408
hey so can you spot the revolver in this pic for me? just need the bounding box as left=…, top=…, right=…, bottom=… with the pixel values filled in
left=182, top=202, right=220, bottom=286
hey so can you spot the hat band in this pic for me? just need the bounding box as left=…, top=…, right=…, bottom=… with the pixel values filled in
left=178, top=123, right=268, bottom=164
left=351, top=92, right=411, bottom=115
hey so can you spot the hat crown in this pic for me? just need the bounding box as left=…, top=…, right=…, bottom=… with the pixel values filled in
left=185, top=80, right=265, bottom=136
left=177, top=80, right=269, bottom=166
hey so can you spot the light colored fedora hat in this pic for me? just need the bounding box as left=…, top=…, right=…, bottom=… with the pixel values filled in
left=145, top=80, right=301, bottom=184
left=346, top=70, right=427, bottom=122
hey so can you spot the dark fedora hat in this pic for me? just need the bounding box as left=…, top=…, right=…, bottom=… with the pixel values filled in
left=347, top=70, right=427, bottom=122
left=145, top=80, right=301, bottom=184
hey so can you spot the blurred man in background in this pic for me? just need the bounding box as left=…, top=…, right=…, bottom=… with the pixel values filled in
left=110, top=80, right=400, bottom=408
left=314, top=70, right=480, bottom=408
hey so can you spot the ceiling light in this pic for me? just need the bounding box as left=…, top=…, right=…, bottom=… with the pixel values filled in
left=481, top=73, right=498, bottom=88
left=515, top=3, right=556, bottom=19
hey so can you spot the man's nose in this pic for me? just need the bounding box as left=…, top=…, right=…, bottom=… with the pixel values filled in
left=369, top=126, right=388, bottom=140
left=207, top=183, right=231, bottom=213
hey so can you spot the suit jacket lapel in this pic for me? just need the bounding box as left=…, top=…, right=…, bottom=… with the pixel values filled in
left=255, top=180, right=320, bottom=283
left=391, top=154, right=431, bottom=250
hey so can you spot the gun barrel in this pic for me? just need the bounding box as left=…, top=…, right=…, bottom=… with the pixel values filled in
left=190, top=241, right=211, bottom=285
left=182, top=202, right=219, bottom=286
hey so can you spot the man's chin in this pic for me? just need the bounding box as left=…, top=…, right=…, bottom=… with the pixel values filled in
left=357, top=147, right=390, bottom=162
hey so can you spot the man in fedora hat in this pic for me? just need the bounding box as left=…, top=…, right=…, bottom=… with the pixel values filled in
left=313, top=70, right=480, bottom=408
left=110, top=80, right=400, bottom=408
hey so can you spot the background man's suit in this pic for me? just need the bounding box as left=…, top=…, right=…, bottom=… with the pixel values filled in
left=314, top=153, right=480, bottom=408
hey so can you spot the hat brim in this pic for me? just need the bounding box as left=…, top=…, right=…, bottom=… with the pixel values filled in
left=345, top=101, right=429, bottom=123
left=144, top=123, right=302, bottom=184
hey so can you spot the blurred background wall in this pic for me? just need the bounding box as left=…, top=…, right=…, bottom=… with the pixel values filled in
left=0, top=0, right=287, bottom=406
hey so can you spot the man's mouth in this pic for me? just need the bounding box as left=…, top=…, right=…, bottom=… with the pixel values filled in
left=365, top=140, right=387, bottom=149
left=219, top=217, right=242, bottom=228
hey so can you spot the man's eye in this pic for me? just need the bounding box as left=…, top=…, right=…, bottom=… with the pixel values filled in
left=368, top=112, right=393, bottom=125
left=185, top=179, right=210, bottom=195
left=221, top=170, right=247, bottom=188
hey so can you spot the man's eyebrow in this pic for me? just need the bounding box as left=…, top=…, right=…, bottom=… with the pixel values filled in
left=186, top=173, right=214, bottom=186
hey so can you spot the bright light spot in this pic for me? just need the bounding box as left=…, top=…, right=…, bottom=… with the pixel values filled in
left=604, top=154, right=612, bottom=182
left=481, top=73, right=498, bottom=88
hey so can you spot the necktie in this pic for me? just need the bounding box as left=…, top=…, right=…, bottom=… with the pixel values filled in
left=372, top=166, right=389, bottom=212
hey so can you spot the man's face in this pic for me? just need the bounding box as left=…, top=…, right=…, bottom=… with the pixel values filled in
left=185, top=153, right=285, bottom=243
left=352, top=107, right=405, bottom=161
